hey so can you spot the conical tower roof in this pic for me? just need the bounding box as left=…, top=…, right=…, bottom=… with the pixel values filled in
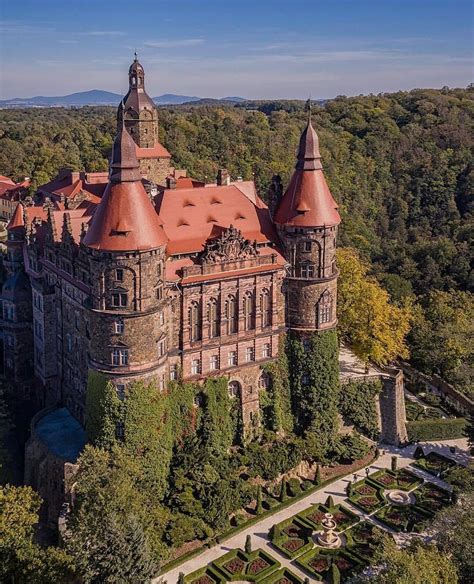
left=7, top=202, right=25, bottom=231
left=274, top=116, right=340, bottom=227
left=82, top=125, right=167, bottom=251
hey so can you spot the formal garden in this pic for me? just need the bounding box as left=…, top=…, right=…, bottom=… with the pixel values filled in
left=179, top=447, right=461, bottom=583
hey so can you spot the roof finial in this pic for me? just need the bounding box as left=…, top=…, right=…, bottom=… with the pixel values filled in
left=134, top=50, right=138, bottom=62
left=305, top=96, right=312, bottom=124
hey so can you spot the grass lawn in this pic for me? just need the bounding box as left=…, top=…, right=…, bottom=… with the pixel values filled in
left=411, top=451, right=456, bottom=477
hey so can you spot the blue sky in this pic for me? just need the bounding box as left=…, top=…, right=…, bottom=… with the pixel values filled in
left=0, top=0, right=472, bottom=99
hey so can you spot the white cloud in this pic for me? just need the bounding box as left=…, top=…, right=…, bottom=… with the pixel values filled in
left=144, top=38, right=205, bottom=49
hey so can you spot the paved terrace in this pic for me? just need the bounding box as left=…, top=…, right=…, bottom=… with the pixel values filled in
left=157, top=438, right=469, bottom=583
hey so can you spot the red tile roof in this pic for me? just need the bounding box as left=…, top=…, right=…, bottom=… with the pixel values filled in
left=83, top=126, right=167, bottom=251
left=156, top=184, right=278, bottom=255
left=274, top=119, right=340, bottom=228
left=7, top=202, right=25, bottom=230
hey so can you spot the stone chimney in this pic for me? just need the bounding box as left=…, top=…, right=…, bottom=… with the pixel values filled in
left=216, top=168, right=230, bottom=186
left=166, top=176, right=177, bottom=189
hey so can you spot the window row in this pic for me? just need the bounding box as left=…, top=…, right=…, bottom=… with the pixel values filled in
left=188, top=290, right=273, bottom=342
left=189, top=343, right=271, bottom=376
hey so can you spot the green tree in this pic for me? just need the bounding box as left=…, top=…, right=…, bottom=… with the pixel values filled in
left=337, top=248, right=412, bottom=368
left=256, top=485, right=263, bottom=515
left=0, top=485, right=74, bottom=583
left=245, top=534, right=252, bottom=554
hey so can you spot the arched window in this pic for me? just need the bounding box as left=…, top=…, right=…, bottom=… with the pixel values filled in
left=225, top=295, right=238, bottom=334
left=300, top=262, right=315, bottom=278
left=260, top=288, right=272, bottom=327
left=189, top=301, right=202, bottom=341
left=316, top=290, right=333, bottom=326
left=207, top=298, right=219, bottom=338
left=228, top=380, right=241, bottom=398
left=243, top=292, right=255, bottom=331
left=259, top=372, right=271, bottom=390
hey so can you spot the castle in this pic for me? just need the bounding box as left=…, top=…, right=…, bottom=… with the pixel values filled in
left=1, top=56, right=340, bottom=434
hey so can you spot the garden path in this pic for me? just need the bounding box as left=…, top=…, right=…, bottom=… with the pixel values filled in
left=157, top=438, right=468, bottom=583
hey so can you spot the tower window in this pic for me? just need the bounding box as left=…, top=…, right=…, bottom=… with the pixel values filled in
left=112, top=348, right=129, bottom=366
left=300, top=262, right=315, bottom=278
left=189, top=301, right=202, bottom=342
left=208, top=298, right=219, bottom=338
left=304, top=241, right=312, bottom=252
left=226, top=295, right=238, bottom=334
left=170, top=363, right=178, bottom=381
left=111, top=292, right=128, bottom=308
left=114, top=319, right=124, bottom=334
left=158, top=339, right=166, bottom=357
left=260, top=289, right=272, bottom=327
left=316, top=290, right=333, bottom=326
left=116, top=384, right=126, bottom=400
left=259, top=372, right=271, bottom=390
left=115, top=269, right=124, bottom=282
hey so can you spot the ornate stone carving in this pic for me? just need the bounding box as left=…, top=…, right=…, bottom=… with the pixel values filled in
left=201, top=225, right=257, bottom=264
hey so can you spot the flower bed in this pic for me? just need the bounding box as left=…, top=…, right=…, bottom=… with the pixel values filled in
left=368, top=469, right=422, bottom=491
left=296, top=548, right=362, bottom=580
left=411, top=451, right=456, bottom=477
left=374, top=503, right=432, bottom=533
left=347, top=480, right=386, bottom=513
left=260, top=568, right=304, bottom=584
left=345, top=521, right=384, bottom=560
left=270, top=516, right=313, bottom=559
left=297, top=503, right=359, bottom=531
left=184, top=565, right=225, bottom=584
left=413, top=483, right=452, bottom=513
left=212, top=548, right=280, bottom=582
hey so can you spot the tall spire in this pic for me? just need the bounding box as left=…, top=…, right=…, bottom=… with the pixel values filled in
left=274, top=119, right=340, bottom=228
left=82, top=127, right=168, bottom=252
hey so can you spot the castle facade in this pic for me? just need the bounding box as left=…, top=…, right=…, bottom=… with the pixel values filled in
left=1, top=57, right=340, bottom=434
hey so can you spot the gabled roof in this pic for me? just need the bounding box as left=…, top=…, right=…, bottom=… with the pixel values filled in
left=136, top=144, right=171, bottom=159
left=82, top=125, right=167, bottom=252
left=274, top=118, right=340, bottom=228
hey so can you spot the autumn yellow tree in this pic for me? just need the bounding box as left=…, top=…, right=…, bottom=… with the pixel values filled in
left=337, top=248, right=412, bottom=368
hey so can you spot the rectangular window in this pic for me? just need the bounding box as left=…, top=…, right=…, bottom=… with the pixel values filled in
left=301, top=263, right=315, bottom=278
left=116, top=384, right=126, bottom=400
left=245, top=347, right=254, bottom=362
left=112, top=348, right=129, bottom=366
left=228, top=350, right=237, bottom=366
left=111, top=292, right=128, bottom=307
left=170, top=364, right=178, bottom=381
left=114, top=319, right=124, bottom=334
left=263, top=343, right=271, bottom=358
left=156, top=285, right=163, bottom=300
left=115, top=269, right=124, bottom=282
left=158, top=339, right=166, bottom=357
left=191, top=359, right=201, bottom=375
left=210, top=355, right=219, bottom=371
left=304, top=241, right=312, bottom=252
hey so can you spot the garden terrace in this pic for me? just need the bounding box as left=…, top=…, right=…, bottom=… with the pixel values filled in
left=183, top=565, right=225, bottom=584
left=346, top=479, right=386, bottom=513
left=212, top=548, right=280, bottom=582
left=297, top=502, right=359, bottom=532
left=374, top=503, right=432, bottom=533
left=411, top=451, right=456, bottom=476
left=296, top=547, right=363, bottom=581
left=368, top=468, right=423, bottom=491
left=269, top=516, right=313, bottom=559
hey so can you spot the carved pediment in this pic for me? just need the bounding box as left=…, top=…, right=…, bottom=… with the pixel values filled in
left=201, top=225, right=257, bottom=264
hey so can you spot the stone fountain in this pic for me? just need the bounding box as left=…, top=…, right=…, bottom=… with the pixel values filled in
left=385, top=489, right=412, bottom=505
left=315, top=513, right=342, bottom=549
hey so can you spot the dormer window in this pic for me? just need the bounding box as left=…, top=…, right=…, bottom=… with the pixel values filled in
left=111, top=348, right=129, bottom=366
left=111, top=291, right=128, bottom=308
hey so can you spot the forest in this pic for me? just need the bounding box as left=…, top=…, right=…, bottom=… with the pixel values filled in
left=1, top=86, right=472, bottom=394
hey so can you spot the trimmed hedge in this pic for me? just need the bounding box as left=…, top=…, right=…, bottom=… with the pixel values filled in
left=406, top=417, right=467, bottom=441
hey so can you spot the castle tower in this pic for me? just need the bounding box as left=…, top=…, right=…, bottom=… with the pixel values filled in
left=1, top=203, right=34, bottom=395
left=82, top=124, right=169, bottom=392
left=275, top=113, right=341, bottom=333
left=117, top=54, right=171, bottom=185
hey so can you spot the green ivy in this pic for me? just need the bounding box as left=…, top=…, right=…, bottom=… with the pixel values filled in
left=339, top=378, right=382, bottom=439
left=201, top=377, right=234, bottom=454
left=85, top=371, right=121, bottom=447
left=287, top=330, right=340, bottom=455
left=262, top=335, right=293, bottom=434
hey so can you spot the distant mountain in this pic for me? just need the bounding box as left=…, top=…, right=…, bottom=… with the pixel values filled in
left=0, top=90, right=123, bottom=107
left=0, top=90, right=247, bottom=108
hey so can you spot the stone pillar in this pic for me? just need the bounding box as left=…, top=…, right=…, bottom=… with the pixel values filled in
left=379, top=370, right=408, bottom=445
